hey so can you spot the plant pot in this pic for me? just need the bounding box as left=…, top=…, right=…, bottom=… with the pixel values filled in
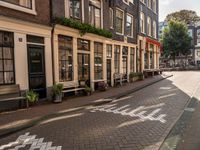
left=53, top=94, right=62, bottom=103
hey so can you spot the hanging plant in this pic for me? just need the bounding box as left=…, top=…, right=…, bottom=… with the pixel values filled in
left=54, top=17, right=113, bottom=38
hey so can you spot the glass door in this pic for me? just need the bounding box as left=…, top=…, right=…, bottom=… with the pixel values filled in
left=28, top=45, right=46, bottom=98
left=122, top=56, right=128, bottom=74
left=78, top=53, right=90, bottom=86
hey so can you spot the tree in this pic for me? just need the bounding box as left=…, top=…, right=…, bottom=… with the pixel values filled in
left=161, top=20, right=192, bottom=66
left=166, top=10, right=200, bottom=24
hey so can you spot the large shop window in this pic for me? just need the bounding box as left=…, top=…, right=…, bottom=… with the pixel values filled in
left=116, top=9, right=124, bottom=34
left=58, top=35, right=73, bottom=82
left=77, top=39, right=90, bottom=51
left=130, top=47, right=135, bottom=72
left=89, top=0, right=101, bottom=28
left=0, top=31, right=15, bottom=85
left=94, top=42, right=103, bottom=80
left=1, top=0, right=32, bottom=9
left=114, top=45, right=120, bottom=73
left=70, top=0, right=81, bottom=21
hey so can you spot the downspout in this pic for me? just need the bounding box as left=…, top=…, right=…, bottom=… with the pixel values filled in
left=51, top=24, right=55, bottom=84
left=50, top=0, right=55, bottom=84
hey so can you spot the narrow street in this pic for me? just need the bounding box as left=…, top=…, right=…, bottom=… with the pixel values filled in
left=1, top=72, right=200, bottom=150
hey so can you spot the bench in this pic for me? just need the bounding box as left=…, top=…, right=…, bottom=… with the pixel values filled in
left=62, top=81, right=85, bottom=95
left=114, top=73, right=128, bottom=86
left=0, top=84, right=27, bottom=110
left=143, top=69, right=162, bottom=78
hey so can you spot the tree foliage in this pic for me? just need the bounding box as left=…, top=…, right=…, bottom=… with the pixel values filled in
left=161, top=20, right=192, bottom=63
left=166, top=10, right=200, bottom=24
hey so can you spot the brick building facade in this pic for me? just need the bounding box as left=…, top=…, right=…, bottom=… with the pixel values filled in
left=0, top=0, right=160, bottom=104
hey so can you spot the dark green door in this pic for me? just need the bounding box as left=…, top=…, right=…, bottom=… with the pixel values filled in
left=28, top=45, right=46, bottom=98
left=107, top=59, right=111, bottom=86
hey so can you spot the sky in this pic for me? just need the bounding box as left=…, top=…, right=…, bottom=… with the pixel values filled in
left=159, top=0, right=200, bottom=21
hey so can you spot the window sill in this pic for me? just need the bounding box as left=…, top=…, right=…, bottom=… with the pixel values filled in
left=116, top=32, right=124, bottom=36
left=0, top=1, right=37, bottom=15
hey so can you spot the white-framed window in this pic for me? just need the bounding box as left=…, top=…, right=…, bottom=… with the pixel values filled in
left=140, top=12, right=145, bottom=33
left=152, top=0, right=157, bottom=13
left=188, top=29, right=193, bottom=38
left=197, top=29, right=200, bottom=38
left=89, top=0, right=102, bottom=28
left=65, top=0, right=84, bottom=22
left=116, top=8, right=124, bottom=34
left=140, top=0, right=145, bottom=4
left=123, top=0, right=134, bottom=4
left=109, top=8, right=113, bottom=29
left=197, top=50, right=200, bottom=57
left=147, top=0, right=151, bottom=9
left=126, top=14, right=133, bottom=37
left=147, top=16, right=152, bottom=36
left=153, top=20, right=157, bottom=38
left=0, top=0, right=36, bottom=15
left=69, top=0, right=81, bottom=21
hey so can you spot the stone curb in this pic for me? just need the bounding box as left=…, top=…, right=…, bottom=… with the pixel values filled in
left=0, top=75, right=173, bottom=140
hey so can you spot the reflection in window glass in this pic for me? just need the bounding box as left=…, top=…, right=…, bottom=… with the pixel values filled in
left=58, top=35, right=73, bottom=82
left=89, top=0, right=101, bottom=28
left=126, top=15, right=133, bottom=36
left=70, top=0, right=81, bottom=20
left=94, top=42, right=103, bottom=80
left=116, top=9, right=123, bottom=34
left=130, top=47, right=135, bottom=72
left=114, top=45, right=120, bottom=73
left=0, top=31, right=14, bottom=85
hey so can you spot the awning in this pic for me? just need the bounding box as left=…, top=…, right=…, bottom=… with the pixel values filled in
left=146, top=37, right=161, bottom=47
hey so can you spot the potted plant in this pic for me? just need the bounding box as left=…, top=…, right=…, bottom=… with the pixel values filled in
left=98, top=81, right=108, bottom=91
left=52, top=83, right=64, bottom=103
left=129, top=72, right=135, bottom=83
left=26, top=90, right=39, bottom=106
left=138, top=72, right=144, bottom=80
left=84, top=86, right=92, bottom=96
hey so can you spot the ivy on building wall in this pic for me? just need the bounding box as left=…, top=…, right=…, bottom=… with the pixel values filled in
left=54, top=17, right=113, bottom=38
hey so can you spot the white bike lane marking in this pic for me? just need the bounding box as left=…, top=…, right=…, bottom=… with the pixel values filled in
left=90, top=101, right=167, bottom=123
left=0, top=132, right=62, bottom=150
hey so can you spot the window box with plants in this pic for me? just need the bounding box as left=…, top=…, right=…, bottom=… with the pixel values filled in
left=52, top=83, right=64, bottom=103
left=54, top=17, right=113, bottom=38
left=129, top=72, right=144, bottom=83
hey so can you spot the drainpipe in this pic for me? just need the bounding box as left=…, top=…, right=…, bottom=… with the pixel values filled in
left=50, top=0, right=55, bottom=84
left=51, top=24, right=55, bottom=84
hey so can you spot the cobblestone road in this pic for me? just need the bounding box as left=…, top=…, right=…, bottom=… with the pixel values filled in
left=1, top=72, right=200, bottom=150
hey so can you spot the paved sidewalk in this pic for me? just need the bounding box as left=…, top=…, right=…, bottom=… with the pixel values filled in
left=175, top=82, right=200, bottom=150
left=0, top=73, right=171, bottom=139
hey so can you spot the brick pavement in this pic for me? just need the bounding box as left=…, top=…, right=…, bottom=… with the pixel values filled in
left=0, top=74, right=170, bottom=137
left=0, top=72, right=197, bottom=150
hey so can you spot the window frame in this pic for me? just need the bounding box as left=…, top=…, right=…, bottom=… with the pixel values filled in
left=58, top=35, right=73, bottom=82
left=94, top=42, right=103, bottom=80
left=114, top=45, right=120, bottom=73
left=109, top=8, right=114, bottom=29
left=130, top=47, right=135, bottom=73
left=147, top=16, right=152, bottom=36
left=140, top=12, right=145, bottom=34
left=126, top=13, right=134, bottom=37
left=116, top=8, right=124, bottom=35
left=0, top=30, right=15, bottom=85
left=0, top=0, right=36, bottom=15
left=69, top=0, right=82, bottom=21
left=89, top=0, right=102, bottom=28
